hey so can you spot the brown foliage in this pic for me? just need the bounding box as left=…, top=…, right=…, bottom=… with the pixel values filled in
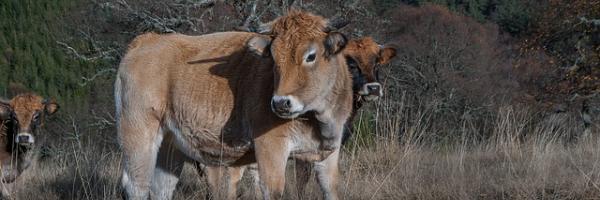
left=519, top=0, right=600, bottom=109
left=364, top=4, right=527, bottom=139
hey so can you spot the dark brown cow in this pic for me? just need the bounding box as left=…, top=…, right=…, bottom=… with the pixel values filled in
left=0, top=100, right=19, bottom=184
left=115, top=10, right=352, bottom=200
left=197, top=37, right=397, bottom=199
left=0, top=93, right=58, bottom=197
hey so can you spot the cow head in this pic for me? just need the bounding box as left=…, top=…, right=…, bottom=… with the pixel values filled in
left=247, top=11, right=349, bottom=119
left=9, top=93, right=58, bottom=147
left=343, top=37, right=396, bottom=101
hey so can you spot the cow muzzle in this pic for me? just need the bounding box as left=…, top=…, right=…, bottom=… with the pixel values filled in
left=271, top=95, right=304, bottom=119
left=358, top=82, right=383, bottom=101
left=15, top=133, right=35, bottom=145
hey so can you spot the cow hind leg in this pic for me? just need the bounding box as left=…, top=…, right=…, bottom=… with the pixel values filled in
left=226, top=166, right=246, bottom=200
left=119, top=117, right=163, bottom=200
left=294, top=160, right=313, bottom=199
left=151, top=134, right=186, bottom=200
left=314, top=149, right=340, bottom=200
left=246, top=165, right=263, bottom=200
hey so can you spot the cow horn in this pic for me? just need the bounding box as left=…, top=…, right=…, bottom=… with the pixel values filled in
left=324, top=17, right=350, bottom=32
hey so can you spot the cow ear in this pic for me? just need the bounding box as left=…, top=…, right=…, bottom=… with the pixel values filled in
left=0, top=101, right=12, bottom=121
left=247, top=36, right=272, bottom=57
left=43, top=98, right=59, bottom=115
left=324, top=32, right=347, bottom=58
left=377, top=46, right=397, bottom=65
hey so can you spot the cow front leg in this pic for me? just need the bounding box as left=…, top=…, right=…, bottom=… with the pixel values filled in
left=151, top=134, right=186, bottom=200
left=254, top=138, right=290, bottom=200
left=314, top=149, right=340, bottom=200
left=119, top=118, right=163, bottom=200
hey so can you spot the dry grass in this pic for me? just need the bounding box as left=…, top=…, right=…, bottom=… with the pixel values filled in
left=4, top=107, right=600, bottom=200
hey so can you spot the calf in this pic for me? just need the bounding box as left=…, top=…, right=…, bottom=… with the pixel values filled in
left=197, top=37, right=397, bottom=199
left=0, top=93, right=58, bottom=197
left=116, top=10, right=352, bottom=200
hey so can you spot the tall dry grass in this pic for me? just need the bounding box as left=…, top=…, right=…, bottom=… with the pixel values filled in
left=2, top=103, right=597, bottom=200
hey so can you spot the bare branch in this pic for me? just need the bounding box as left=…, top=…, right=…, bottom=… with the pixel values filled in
left=56, top=41, right=116, bottom=62
left=79, top=68, right=117, bottom=87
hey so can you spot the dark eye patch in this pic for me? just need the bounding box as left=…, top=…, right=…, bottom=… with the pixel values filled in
left=346, top=56, right=366, bottom=92
left=32, top=111, right=41, bottom=123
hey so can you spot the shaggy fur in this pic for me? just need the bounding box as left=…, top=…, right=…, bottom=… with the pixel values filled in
left=115, top=10, right=352, bottom=200
left=0, top=93, right=58, bottom=198
left=197, top=37, right=398, bottom=199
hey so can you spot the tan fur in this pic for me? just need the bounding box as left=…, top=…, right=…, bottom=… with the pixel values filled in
left=0, top=93, right=58, bottom=198
left=198, top=37, right=398, bottom=199
left=344, top=37, right=382, bottom=83
left=116, top=10, right=352, bottom=200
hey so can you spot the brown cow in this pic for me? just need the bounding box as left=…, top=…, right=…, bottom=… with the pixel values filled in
left=115, top=10, right=352, bottom=200
left=0, top=93, right=58, bottom=197
left=0, top=100, right=19, bottom=184
left=197, top=37, right=397, bottom=199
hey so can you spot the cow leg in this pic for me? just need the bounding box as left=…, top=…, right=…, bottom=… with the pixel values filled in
left=246, top=165, right=262, bottom=200
left=220, top=166, right=246, bottom=200
left=151, top=134, right=186, bottom=200
left=294, top=160, right=313, bottom=199
left=314, top=149, right=340, bottom=200
left=204, top=165, right=247, bottom=200
left=254, top=138, right=290, bottom=200
left=205, top=166, right=226, bottom=199
left=119, top=117, right=163, bottom=200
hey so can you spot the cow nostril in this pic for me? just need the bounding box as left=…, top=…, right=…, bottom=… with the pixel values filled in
left=18, top=135, right=29, bottom=143
left=282, top=99, right=291, bottom=108
left=272, top=99, right=291, bottom=112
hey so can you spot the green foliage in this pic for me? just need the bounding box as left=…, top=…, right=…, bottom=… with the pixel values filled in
left=0, top=0, right=93, bottom=111
left=345, top=111, right=378, bottom=149
left=493, top=0, right=530, bottom=35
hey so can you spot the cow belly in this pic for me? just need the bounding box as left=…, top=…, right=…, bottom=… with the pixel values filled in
left=164, top=115, right=251, bottom=166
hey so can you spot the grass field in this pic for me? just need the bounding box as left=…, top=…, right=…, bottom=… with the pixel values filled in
left=3, top=106, right=599, bottom=200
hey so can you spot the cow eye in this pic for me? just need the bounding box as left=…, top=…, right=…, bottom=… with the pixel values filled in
left=33, top=113, right=40, bottom=121
left=303, top=46, right=318, bottom=65
left=306, top=53, right=316, bottom=63
left=346, top=57, right=358, bottom=68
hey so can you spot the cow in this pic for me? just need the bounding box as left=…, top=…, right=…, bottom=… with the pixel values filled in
left=115, top=10, right=352, bottom=200
left=0, top=93, right=59, bottom=197
left=197, top=37, right=397, bottom=199
left=0, top=100, right=19, bottom=185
